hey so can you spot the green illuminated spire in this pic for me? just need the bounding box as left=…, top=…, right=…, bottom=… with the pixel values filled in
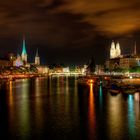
left=21, top=36, right=27, bottom=63
left=22, top=37, right=27, bottom=55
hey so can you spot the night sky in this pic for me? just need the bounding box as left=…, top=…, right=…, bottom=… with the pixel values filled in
left=0, top=0, right=140, bottom=65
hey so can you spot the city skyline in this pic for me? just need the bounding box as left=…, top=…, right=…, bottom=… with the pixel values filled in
left=0, top=0, right=140, bottom=64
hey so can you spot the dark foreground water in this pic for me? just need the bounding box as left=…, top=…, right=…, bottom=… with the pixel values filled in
left=0, top=76, right=140, bottom=140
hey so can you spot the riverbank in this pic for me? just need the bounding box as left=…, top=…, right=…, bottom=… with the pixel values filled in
left=0, top=73, right=48, bottom=81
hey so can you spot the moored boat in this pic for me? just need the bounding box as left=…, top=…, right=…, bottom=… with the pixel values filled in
left=77, top=76, right=98, bottom=86
left=120, top=84, right=137, bottom=94
left=108, top=83, right=120, bottom=95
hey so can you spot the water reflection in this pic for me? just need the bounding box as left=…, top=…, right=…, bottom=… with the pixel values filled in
left=128, top=94, right=136, bottom=139
left=99, top=85, right=103, bottom=109
left=8, top=81, right=14, bottom=130
left=34, top=78, right=44, bottom=130
left=1, top=77, right=140, bottom=139
left=88, top=83, right=96, bottom=139
left=107, top=94, right=123, bottom=139
left=17, top=79, right=30, bottom=136
left=9, top=81, right=13, bottom=106
left=134, top=93, right=140, bottom=120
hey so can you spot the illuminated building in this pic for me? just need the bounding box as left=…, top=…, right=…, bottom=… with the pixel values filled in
left=63, top=67, right=70, bottom=73
left=35, top=49, right=40, bottom=65
left=0, top=59, right=11, bottom=68
left=110, top=41, right=116, bottom=58
left=21, top=37, right=27, bottom=63
left=82, top=65, right=88, bottom=75
left=106, top=41, right=140, bottom=71
left=37, top=66, right=49, bottom=74
left=95, top=65, right=104, bottom=74
left=13, top=54, right=23, bottom=67
left=110, top=41, right=121, bottom=59
left=13, top=37, right=27, bottom=67
left=119, top=55, right=140, bottom=69
left=116, top=42, right=121, bottom=57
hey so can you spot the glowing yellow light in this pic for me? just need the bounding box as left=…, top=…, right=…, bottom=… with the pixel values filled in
left=87, top=79, right=94, bottom=85
left=129, top=76, right=133, bottom=79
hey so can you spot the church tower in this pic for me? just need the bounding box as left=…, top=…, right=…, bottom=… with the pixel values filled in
left=21, top=37, right=27, bottom=63
left=35, top=49, right=40, bottom=65
left=134, top=41, right=137, bottom=55
left=116, top=42, right=121, bottom=57
left=110, top=41, right=116, bottom=58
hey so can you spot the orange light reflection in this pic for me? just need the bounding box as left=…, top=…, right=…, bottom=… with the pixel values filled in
left=9, top=81, right=13, bottom=106
left=88, top=83, right=96, bottom=139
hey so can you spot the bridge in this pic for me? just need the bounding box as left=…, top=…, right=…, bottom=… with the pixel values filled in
left=49, top=72, right=85, bottom=76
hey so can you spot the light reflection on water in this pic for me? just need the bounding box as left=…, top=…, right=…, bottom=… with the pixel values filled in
left=88, top=83, right=96, bottom=139
left=107, top=93, right=124, bottom=139
left=0, top=77, right=140, bottom=139
left=128, top=95, right=136, bottom=139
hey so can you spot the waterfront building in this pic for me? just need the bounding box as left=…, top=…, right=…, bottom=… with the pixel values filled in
left=95, top=65, right=104, bottom=75
left=106, top=41, right=140, bottom=71
left=0, top=59, right=11, bottom=68
left=13, top=37, right=28, bottom=67
left=13, top=54, right=23, bottom=67
left=119, top=55, right=140, bottom=69
left=63, top=67, right=70, bottom=73
left=13, top=37, right=42, bottom=68
left=81, top=65, right=88, bottom=75
left=37, top=66, right=49, bottom=74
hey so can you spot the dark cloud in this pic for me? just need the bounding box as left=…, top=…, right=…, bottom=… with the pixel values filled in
left=0, top=0, right=139, bottom=64
left=54, top=0, right=140, bottom=36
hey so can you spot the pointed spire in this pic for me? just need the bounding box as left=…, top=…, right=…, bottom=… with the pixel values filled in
left=36, top=48, right=39, bottom=57
left=21, top=35, right=27, bottom=63
left=111, top=40, right=115, bottom=49
left=35, top=48, right=40, bottom=65
left=116, top=42, right=120, bottom=49
left=134, top=41, right=137, bottom=55
left=110, top=40, right=116, bottom=58
left=22, top=36, right=27, bottom=55
left=116, top=42, right=121, bottom=57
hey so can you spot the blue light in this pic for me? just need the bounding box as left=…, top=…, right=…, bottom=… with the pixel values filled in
left=99, top=85, right=103, bottom=108
left=128, top=94, right=136, bottom=138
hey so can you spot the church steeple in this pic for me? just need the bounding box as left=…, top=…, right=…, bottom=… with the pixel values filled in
left=21, top=36, right=27, bottom=63
left=22, top=38, right=27, bottom=55
left=134, top=41, right=137, bottom=55
left=116, top=42, right=121, bottom=57
left=35, top=48, right=39, bottom=57
left=110, top=41, right=116, bottom=58
left=35, top=48, right=40, bottom=65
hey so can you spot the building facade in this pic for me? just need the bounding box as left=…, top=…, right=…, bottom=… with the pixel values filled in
left=106, top=41, right=140, bottom=71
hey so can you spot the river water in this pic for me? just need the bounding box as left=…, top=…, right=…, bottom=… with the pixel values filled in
left=0, top=76, right=140, bottom=140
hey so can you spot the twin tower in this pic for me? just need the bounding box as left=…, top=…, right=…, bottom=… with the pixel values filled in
left=110, top=41, right=121, bottom=59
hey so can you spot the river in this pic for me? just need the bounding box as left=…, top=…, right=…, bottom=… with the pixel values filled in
left=0, top=76, right=140, bottom=139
